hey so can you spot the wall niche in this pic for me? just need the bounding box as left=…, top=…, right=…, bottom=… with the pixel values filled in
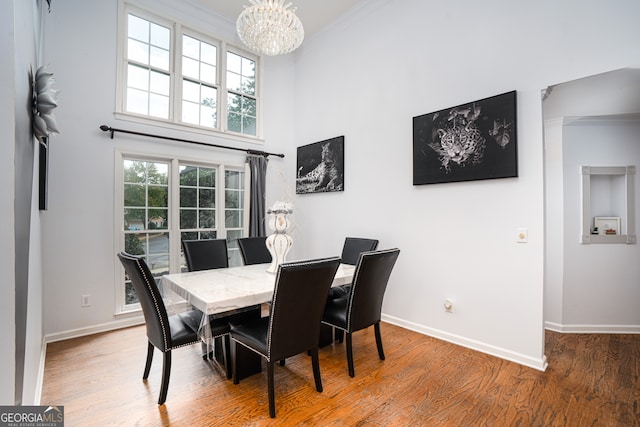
left=581, top=165, right=636, bottom=244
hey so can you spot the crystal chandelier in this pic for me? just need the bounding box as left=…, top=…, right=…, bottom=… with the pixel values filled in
left=236, top=0, right=305, bottom=56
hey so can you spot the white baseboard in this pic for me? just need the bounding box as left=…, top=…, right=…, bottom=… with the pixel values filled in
left=382, top=314, right=548, bottom=372
left=44, top=315, right=145, bottom=344
left=545, top=321, right=640, bottom=334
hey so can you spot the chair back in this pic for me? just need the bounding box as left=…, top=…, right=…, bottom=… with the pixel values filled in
left=182, top=239, right=228, bottom=271
left=117, top=252, right=171, bottom=352
left=238, top=236, right=272, bottom=265
left=347, top=249, right=400, bottom=332
left=341, top=237, right=379, bottom=265
left=267, top=257, right=341, bottom=361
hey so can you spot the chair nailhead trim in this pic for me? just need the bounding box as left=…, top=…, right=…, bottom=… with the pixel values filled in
left=135, top=258, right=170, bottom=350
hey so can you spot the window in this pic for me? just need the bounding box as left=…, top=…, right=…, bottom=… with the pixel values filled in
left=118, top=154, right=248, bottom=311
left=118, top=6, right=260, bottom=138
left=226, top=51, right=257, bottom=135
left=125, top=14, right=171, bottom=118
left=181, top=35, right=218, bottom=128
left=122, top=160, right=170, bottom=306
left=178, top=164, right=218, bottom=271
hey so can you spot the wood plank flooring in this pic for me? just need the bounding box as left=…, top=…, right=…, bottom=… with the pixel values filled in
left=41, top=323, right=640, bottom=426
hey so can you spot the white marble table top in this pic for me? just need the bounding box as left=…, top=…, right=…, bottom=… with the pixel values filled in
left=161, top=263, right=355, bottom=315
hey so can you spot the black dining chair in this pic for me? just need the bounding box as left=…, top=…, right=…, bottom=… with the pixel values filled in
left=328, top=237, right=379, bottom=307
left=322, top=248, right=400, bottom=378
left=182, top=238, right=229, bottom=271
left=229, top=257, right=341, bottom=418
left=237, top=236, right=272, bottom=265
left=340, top=237, right=379, bottom=265
left=117, top=252, right=231, bottom=404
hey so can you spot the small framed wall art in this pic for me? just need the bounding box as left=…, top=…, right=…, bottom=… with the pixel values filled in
left=296, top=136, right=344, bottom=194
left=594, top=216, right=620, bottom=235
left=413, top=91, right=518, bottom=185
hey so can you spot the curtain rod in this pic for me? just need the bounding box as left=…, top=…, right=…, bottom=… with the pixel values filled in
left=99, top=125, right=284, bottom=158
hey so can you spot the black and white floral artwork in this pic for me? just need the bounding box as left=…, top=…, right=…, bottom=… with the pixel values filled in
left=413, top=91, right=517, bottom=185
left=296, top=136, right=344, bottom=194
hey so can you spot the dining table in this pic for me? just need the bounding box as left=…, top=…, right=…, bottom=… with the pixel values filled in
left=160, top=262, right=356, bottom=378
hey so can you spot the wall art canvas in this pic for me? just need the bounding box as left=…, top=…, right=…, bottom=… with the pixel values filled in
left=413, top=91, right=518, bottom=185
left=296, top=136, right=344, bottom=194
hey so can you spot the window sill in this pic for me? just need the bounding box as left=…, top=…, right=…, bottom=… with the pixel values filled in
left=113, top=112, right=264, bottom=146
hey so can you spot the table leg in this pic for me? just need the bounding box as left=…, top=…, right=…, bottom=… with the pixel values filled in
left=213, top=306, right=263, bottom=380
left=319, top=323, right=335, bottom=348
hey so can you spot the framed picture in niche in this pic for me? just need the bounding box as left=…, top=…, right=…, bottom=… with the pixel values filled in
left=413, top=91, right=518, bottom=185
left=296, top=136, right=344, bottom=194
left=594, top=216, right=620, bottom=235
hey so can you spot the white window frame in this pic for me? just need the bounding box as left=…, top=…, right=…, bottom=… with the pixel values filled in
left=115, top=2, right=263, bottom=142
left=114, top=149, right=250, bottom=315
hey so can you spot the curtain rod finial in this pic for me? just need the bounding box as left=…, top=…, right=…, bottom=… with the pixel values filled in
left=100, top=125, right=114, bottom=139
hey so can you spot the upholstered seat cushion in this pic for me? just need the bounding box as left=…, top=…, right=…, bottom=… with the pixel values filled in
left=327, top=284, right=351, bottom=299
left=168, top=315, right=200, bottom=348
left=178, top=309, right=231, bottom=339
left=322, top=296, right=348, bottom=330
left=177, top=310, right=203, bottom=333
left=229, top=317, right=269, bottom=357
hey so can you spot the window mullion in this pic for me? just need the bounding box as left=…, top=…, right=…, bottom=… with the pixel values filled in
left=169, top=159, right=181, bottom=273
left=170, top=22, right=180, bottom=123
left=219, top=41, right=228, bottom=132
left=218, top=164, right=226, bottom=238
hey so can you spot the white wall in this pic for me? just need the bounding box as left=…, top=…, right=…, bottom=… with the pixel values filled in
left=0, top=0, right=45, bottom=405
left=544, top=69, right=640, bottom=331
left=561, top=122, right=640, bottom=330
left=0, top=0, right=18, bottom=405
left=40, top=0, right=640, bottom=370
left=41, top=0, right=296, bottom=339
left=287, top=0, right=640, bottom=368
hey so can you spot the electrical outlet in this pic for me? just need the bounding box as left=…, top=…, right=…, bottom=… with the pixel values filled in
left=444, top=298, right=453, bottom=312
left=81, top=294, right=91, bottom=307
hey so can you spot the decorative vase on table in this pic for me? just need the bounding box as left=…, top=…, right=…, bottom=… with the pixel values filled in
left=265, top=201, right=293, bottom=273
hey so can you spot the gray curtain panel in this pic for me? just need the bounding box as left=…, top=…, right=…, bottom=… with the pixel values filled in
left=246, top=154, right=268, bottom=237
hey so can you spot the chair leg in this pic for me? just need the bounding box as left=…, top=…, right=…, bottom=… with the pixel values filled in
left=346, top=333, right=355, bottom=378
left=336, top=329, right=344, bottom=343
left=223, top=335, right=232, bottom=379
left=267, top=361, right=276, bottom=418
left=143, top=342, right=154, bottom=379
left=232, top=340, right=240, bottom=385
left=310, top=347, right=323, bottom=392
left=279, top=359, right=285, bottom=366
left=374, top=322, right=385, bottom=360
left=158, top=351, right=171, bottom=405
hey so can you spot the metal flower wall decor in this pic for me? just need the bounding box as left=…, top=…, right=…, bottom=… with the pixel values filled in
left=31, top=65, right=59, bottom=146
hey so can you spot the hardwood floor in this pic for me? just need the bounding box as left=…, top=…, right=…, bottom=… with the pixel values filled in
left=41, top=323, right=639, bottom=426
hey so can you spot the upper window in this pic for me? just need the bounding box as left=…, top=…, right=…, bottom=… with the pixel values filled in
left=119, top=7, right=260, bottom=138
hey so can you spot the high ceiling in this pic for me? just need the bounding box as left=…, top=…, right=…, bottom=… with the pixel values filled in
left=193, top=0, right=364, bottom=36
